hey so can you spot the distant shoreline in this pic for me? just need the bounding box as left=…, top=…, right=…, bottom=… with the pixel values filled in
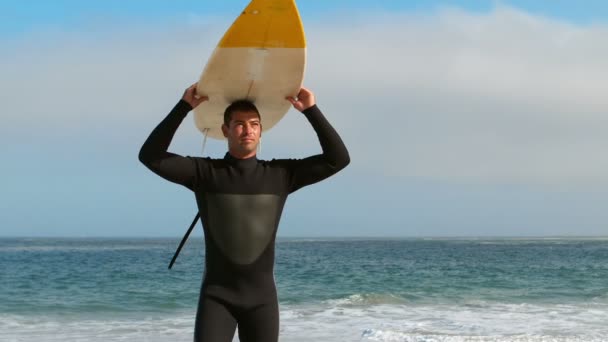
left=2, top=236, right=608, bottom=241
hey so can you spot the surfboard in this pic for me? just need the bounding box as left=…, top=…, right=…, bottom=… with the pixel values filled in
left=194, top=0, right=307, bottom=140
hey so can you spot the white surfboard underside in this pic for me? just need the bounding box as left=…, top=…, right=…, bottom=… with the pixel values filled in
left=194, top=47, right=306, bottom=140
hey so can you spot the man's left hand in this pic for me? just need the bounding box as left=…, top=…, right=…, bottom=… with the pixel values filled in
left=287, top=87, right=315, bottom=112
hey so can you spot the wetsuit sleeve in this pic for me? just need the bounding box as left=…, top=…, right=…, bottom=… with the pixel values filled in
left=288, top=105, right=350, bottom=192
left=138, top=100, right=197, bottom=190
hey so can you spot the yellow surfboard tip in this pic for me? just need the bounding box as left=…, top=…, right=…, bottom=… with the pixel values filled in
left=219, top=0, right=306, bottom=48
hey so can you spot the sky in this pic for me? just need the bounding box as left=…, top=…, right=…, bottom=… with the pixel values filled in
left=1, top=1, right=607, bottom=238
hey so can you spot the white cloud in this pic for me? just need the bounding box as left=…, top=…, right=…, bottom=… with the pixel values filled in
left=302, top=7, right=608, bottom=188
left=2, top=6, right=607, bottom=188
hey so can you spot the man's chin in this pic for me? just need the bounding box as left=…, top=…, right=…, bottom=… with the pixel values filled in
left=239, top=143, right=258, bottom=152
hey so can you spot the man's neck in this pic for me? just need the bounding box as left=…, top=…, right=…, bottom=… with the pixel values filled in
left=228, top=150, right=257, bottom=159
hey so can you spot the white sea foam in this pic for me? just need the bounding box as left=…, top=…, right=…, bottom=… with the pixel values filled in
left=278, top=300, right=608, bottom=342
left=0, top=313, right=195, bottom=342
left=2, top=301, right=607, bottom=341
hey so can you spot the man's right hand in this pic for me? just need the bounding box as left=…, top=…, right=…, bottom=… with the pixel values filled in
left=182, top=83, right=208, bottom=109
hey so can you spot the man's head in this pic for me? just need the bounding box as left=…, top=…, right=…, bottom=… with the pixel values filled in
left=222, top=100, right=262, bottom=159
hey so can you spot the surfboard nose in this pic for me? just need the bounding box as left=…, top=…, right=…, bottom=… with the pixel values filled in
left=219, top=0, right=306, bottom=49
left=193, top=0, right=307, bottom=139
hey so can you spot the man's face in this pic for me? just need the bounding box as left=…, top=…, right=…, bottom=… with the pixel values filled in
left=222, top=110, right=262, bottom=158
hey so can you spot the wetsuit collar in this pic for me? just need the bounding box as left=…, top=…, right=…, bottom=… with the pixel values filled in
left=224, top=152, right=258, bottom=168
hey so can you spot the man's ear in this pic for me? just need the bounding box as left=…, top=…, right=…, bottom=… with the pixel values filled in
left=221, top=124, right=228, bottom=138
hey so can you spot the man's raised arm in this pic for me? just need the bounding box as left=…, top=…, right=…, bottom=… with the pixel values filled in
left=138, top=84, right=208, bottom=188
left=286, top=88, right=350, bottom=191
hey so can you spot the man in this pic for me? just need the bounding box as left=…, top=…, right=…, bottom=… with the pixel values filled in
left=139, top=83, right=349, bottom=341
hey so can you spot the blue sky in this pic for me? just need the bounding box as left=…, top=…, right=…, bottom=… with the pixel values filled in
left=3, top=0, right=608, bottom=36
left=1, top=1, right=608, bottom=237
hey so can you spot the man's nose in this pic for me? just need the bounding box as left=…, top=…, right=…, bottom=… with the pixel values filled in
left=243, top=124, right=253, bottom=134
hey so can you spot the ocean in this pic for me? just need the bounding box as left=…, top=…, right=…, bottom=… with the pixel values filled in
left=1, top=237, right=607, bottom=341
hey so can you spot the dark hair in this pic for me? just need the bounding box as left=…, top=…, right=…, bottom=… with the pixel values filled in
left=223, top=100, right=260, bottom=126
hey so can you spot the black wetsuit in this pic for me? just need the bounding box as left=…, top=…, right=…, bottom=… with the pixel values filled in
left=139, top=100, right=349, bottom=342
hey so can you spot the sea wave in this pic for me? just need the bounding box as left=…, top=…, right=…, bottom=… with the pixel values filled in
left=325, top=293, right=411, bottom=306
left=361, top=329, right=607, bottom=342
left=3, top=300, right=607, bottom=342
left=279, top=300, right=608, bottom=341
